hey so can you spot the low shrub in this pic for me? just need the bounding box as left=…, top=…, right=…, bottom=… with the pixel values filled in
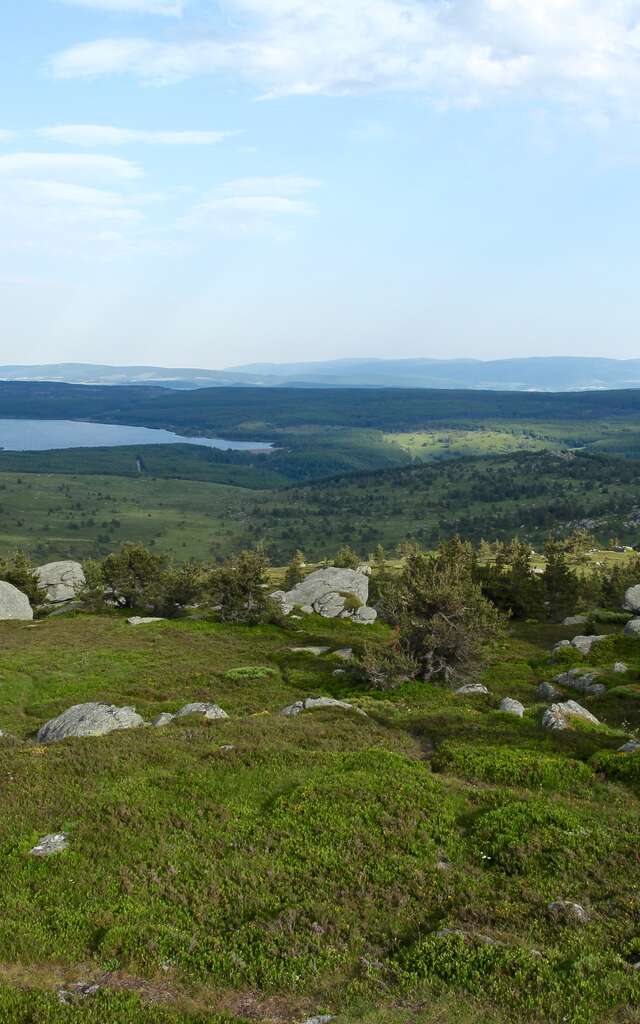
left=224, top=666, right=276, bottom=680
left=432, top=741, right=594, bottom=792
left=591, top=749, right=640, bottom=783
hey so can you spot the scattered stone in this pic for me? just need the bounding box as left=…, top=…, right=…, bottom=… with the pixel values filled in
left=301, top=1016, right=335, bottom=1024
left=0, top=581, right=33, bottom=621
left=278, top=567, right=374, bottom=620
left=332, top=669, right=346, bottom=676
left=333, top=648, right=353, bottom=661
left=58, top=984, right=101, bottom=1006
left=37, top=703, right=144, bottom=744
left=613, top=662, right=629, bottom=673
left=353, top=606, right=378, bottom=624
left=554, top=669, right=606, bottom=697
left=300, top=605, right=314, bottom=615
left=538, top=681, right=561, bottom=700
left=569, top=634, right=608, bottom=656
left=281, top=697, right=366, bottom=717
left=455, top=683, right=489, bottom=696
left=624, top=585, right=640, bottom=613
left=548, top=900, right=590, bottom=925
left=35, top=561, right=85, bottom=603
left=173, top=703, right=229, bottom=721
left=618, top=739, right=640, bottom=753
left=562, top=614, right=589, bottom=626
left=499, top=697, right=525, bottom=717
left=29, top=833, right=69, bottom=857
left=356, top=563, right=372, bottom=576
left=289, top=646, right=331, bottom=657
left=127, top=616, right=165, bottom=626
left=542, top=701, right=600, bottom=731
left=623, top=618, right=640, bottom=637
left=152, top=713, right=175, bottom=727
left=553, top=640, right=572, bottom=655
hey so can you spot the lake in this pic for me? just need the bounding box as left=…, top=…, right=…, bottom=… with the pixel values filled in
left=0, top=419, right=272, bottom=452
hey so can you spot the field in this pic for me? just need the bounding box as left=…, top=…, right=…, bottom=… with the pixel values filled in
left=1, top=608, right=640, bottom=1022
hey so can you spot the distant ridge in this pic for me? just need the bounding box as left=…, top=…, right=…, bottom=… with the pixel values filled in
left=2, top=357, right=640, bottom=392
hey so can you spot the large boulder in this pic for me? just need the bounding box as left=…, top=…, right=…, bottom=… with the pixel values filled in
left=624, top=585, right=640, bottom=613
left=0, top=581, right=33, bottom=621
left=542, top=701, right=600, bottom=731
left=173, top=702, right=229, bottom=721
left=35, top=561, right=85, bottom=603
left=624, top=618, right=640, bottom=637
left=37, top=702, right=144, bottom=744
left=278, top=567, right=370, bottom=620
left=499, top=697, right=525, bottom=717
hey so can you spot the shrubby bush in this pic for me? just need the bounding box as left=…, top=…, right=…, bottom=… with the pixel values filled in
left=432, top=741, right=594, bottom=792
left=0, top=549, right=45, bottom=605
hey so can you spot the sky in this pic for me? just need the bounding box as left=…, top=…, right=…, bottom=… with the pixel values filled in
left=2, top=1, right=640, bottom=368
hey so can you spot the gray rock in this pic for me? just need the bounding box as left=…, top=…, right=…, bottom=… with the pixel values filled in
left=538, top=681, right=561, bottom=700
left=613, top=662, right=629, bottom=673
left=548, top=900, right=589, bottom=924
left=333, top=648, right=353, bottom=661
left=300, top=605, right=314, bottom=615
left=127, top=616, right=165, bottom=626
left=281, top=697, right=366, bottom=717
left=284, top=567, right=369, bottom=611
left=552, top=640, right=572, bottom=655
left=356, top=563, right=372, bottom=576
left=35, top=561, right=85, bottom=603
left=542, top=701, right=600, bottom=731
left=455, top=683, right=489, bottom=696
left=58, top=984, right=101, bottom=1006
left=173, top=703, right=229, bottom=721
left=554, top=669, right=606, bottom=697
left=289, top=646, right=331, bottom=657
left=37, top=702, right=144, bottom=743
left=618, top=739, right=640, bottom=753
left=29, top=832, right=69, bottom=857
left=570, top=634, right=608, bottom=656
left=314, top=591, right=348, bottom=618
left=562, top=615, right=588, bottom=626
left=353, top=605, right=378, bottom=624
left=269, top=590, right=293, bottom=616
left=0, top=581, right=33, bottom=621
left=301, top=1017, right=335, bottom=1024
left=499, top=697, right=525, bottom=717
left=624, top=584, right=640, bottom=613
left=152, top=713, right=175, bottom=727
left=623, top=618, right=640, bottom=637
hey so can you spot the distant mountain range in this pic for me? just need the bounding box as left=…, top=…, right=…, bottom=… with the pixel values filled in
left=3, top=357, right=640, bottom=392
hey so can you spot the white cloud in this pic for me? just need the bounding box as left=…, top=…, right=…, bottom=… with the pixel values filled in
left=182, top=174, right=320, bottom=235
left=59, top=0, right=185, bottom=15
left=0, top=152, right=143, bottom=181
left=40, top=124, right=235, bottom=146
left=0, top=130, right=13, bottom=142
left=46, top=0, right=640, bottom=116
left=218, top=175, right=322, bottom=196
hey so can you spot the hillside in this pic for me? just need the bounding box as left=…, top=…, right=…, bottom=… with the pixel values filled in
left=5, top=357, right=640, bottom=392
left=1, top=599, right=640, bottom=1022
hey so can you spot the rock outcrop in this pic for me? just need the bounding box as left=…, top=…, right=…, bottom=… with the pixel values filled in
left=0, top=581, right=33, bottom=621
left=542, top=700, right=600, bottom=731
left=455, top=683, right=490, bottom=696
left=624, top=618, right=640, bottom=637
left=29, top=833, right=69, bottom=857
left=538, top=681, right=561, bottom=700
left=35, top=561, right=85, bottom=603
left=37, top=702, right=144, bottom=743
left=127, top=616, right=165, bottom=626
left=569, top=634, right=608, bottom=656
left=272, top=567, right=377, bottom=623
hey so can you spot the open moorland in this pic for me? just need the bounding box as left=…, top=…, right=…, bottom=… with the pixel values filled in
left=1, top=599, right=640, bottom=1023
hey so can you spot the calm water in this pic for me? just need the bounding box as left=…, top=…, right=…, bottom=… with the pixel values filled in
left=0, top=419, right=272, bottom=452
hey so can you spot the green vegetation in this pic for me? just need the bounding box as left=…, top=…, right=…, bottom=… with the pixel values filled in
left=0, top=599, right=639, bottom=1022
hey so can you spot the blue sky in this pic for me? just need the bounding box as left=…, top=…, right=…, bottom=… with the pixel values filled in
left=2, top=0, right=640, bottom=368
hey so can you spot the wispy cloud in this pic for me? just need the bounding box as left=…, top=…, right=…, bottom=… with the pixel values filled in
left=0, top=130, right=14, bottom=142
left=0, top=152, right=143, bottom=181
left=182, top=174, right=320, bottom=235
left=58, top=0, right=185, bottom=15
left=46, top=0, right=640, bottom=118
left=40, top=124, right=236, bottom=146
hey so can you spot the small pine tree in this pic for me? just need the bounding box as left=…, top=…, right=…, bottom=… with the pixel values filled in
left=0, top=550, right=46, bottom=605
left=285, top=549, right=306, bottom=589
left=334, top=545, right=360, bottom=569
left=542, top=539, right=581, bottom=622
left=208, top=548, right=277, bottom=624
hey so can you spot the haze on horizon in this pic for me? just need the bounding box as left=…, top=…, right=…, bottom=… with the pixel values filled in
left=2, top=1, right=640, bottom=370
